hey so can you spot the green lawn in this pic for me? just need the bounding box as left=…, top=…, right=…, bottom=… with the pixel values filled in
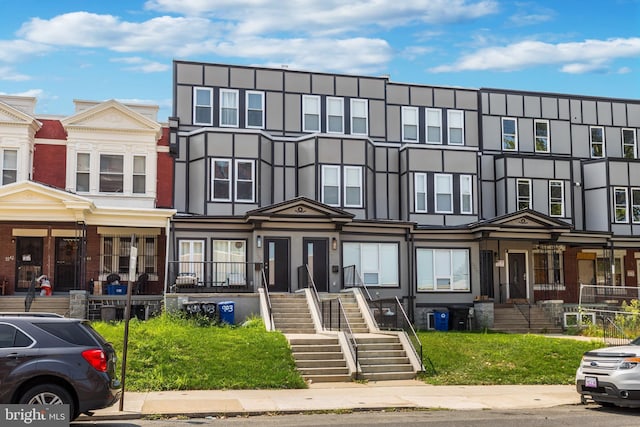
left=93, top=314, right=604, bottom=391
left=418, top=331, right=601, bottom=385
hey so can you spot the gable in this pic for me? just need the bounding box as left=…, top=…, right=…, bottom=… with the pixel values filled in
left=0, top=99, right=40, bottom=130
left=61, top=100, right=160, bottom=134
left=475, top=209, right=572, bottom=230
left=0, top=181, right=93, bottom=221
left=246, top=197, right=354, bottom=222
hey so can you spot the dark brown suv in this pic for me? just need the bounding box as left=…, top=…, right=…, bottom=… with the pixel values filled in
left=0, top=313, right=121, bottom=420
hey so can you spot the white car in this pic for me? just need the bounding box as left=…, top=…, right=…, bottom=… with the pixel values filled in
left=576, top=337, right=640, bottom=407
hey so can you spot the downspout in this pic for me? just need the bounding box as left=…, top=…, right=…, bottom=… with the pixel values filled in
left=164, top=217, right=172, bottom=296
left=408, top=229, right=415, bottom=322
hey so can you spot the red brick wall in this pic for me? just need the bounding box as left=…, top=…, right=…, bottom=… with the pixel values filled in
left=156, top=127, right=174, bottom=209
left=33, top=144, right=67, bottom=189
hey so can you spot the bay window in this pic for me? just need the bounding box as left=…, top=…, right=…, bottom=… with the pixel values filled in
left=415, top=173, right=427, bottom=213
left=435, top=174, right=453, bottom=213
left=99, top=154, right=124, bottom=193
left=614, top=187, right=628, bottom=223
left=322, top=165, right=340, bottom=206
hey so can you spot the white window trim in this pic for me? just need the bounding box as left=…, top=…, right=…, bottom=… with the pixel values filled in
left=623, top=128, right=637, bottom=159
left=435, top=173, right=453, bottom=214
left=416, top=248, right=470, bottom=292
left=460, top=175, right=473, bottom=214
left=549, top=180, right=564, bottom=217
left=590, top=126, right=606, bottom=158
left=344, top=242, right=399, bottom=287
left=343, top=166, right=363, bottom=208
left=322, top=165, right=340, bottom=206
left=245, top=90, right=264, bottom=129
left=534, top=119, right=550, bottom=153
left=350, top=98, right=369, bottom=136
left=132, top=155, right=146, bottom=194
left=75, top=152, right=90, bottom=192
left=426, top=108, right=442, bottom=144
left=633, top=188, right=640, bottom=224
left=219, top=88, right=239, bottom=128
left=326, top=97, right=344, bottom=134
left=234, top=159, right=255, bottom=203
left=447, top=110, right=464, bottom=145
left=502, top=117, right=518, bottom=151
left=303, top=95, right=321, bottom=132
left=415, top=172, right=428, bottom=213
left=193, top=87, right=213, bottom=125
left=211, top=158, right=231, bottom=202
left=178, top=239, right=205, bottom=280
left=614, top=187, right=628, bottom=223
left=517, top=178, right=532, bottom=210
left=401, top=106, right=419, bottom=143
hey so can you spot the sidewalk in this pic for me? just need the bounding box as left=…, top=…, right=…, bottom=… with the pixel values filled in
left=80, top=381, right=581, bottom=421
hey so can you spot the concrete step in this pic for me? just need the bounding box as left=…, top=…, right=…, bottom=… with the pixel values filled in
left=359, top=356, right=410, bottom=366
left=361, top=364, right=414, bottom=373
left=294, top=351, right=345, bottom=361
left=304, top=374, right=353, bottom=383
left=296, top=359, right=347, bottom=369
left=298, top=366, right=350, bottom=376
left=360, top=371, right=416, bottom=381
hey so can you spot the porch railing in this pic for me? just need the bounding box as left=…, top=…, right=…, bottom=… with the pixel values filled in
left=601, top=315, right=632, bottom=346
left=514, top=303, right=531, bottom=329
left=345, top=265, right=430, bottom=374
left=260, top=268, right=273, bottom=331
left=167, top=261, right=262, bottom=293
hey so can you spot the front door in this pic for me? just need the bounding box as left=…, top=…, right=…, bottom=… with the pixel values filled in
left=507, top=252, right=527, bottom=300
left=15, top=237, right=43, bottom=292
left=264, top=238, right=289, bottom=292
left=303, top=238, right=329, bottom=292
left=55, top=237, right=81, bottom=292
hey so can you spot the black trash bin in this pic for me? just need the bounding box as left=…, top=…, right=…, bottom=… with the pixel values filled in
left=450, top=306, right=470, bottom=331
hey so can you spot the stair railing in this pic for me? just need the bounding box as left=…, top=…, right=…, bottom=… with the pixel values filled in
left=25, top=278, right=36, bottom=312
left=260, top=268, right=273, bottom=331
left=300, top=264, right=324, bottom=330
left=393, top=296, right=428, bottom=373
left=514, top=302, right=531, bottom=329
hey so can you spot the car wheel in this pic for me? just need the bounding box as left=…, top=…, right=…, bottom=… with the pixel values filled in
left=19, top=383, right=77, bottom=420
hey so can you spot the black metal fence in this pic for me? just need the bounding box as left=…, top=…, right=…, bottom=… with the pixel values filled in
left=167, top=261, right=263, bottom=293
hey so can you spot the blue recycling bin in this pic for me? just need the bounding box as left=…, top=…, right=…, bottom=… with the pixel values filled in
left=433, top=311, right=449, bottom=331
left=217, top=301, right=235, bottom=324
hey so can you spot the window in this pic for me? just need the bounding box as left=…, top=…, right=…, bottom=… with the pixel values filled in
left=220, top=89, right=239, bottom=127
left=402, top=106, right=418, bottom=142
left=517, top=179, right=531, bottom=210
left=549, top=180, right=564, bottom=217
left=350, top=99, right=368, bottom=135
left=633, top=188, right=640, bottom=223
left=623, top=128, right=637, bottom=159
left=303, top=95, right=320, bottom=132
left=0, top=324, right=33, bottom=348
left=1, top=149, right=17, bottom=185
left=133, top=156, right=146, bottom=194
left=76, top=153, right=90, bottom=192
left=213, top=240, right=246, bottom=285
left=435, top=174, right=453, bottom=213
left=344, top=166, right=362, bottom=207
left=343, top=242, right=398, bottom=286
left=426, top=108, right=442, bottom=144
left=211, top=159, right=254, bottom=202
left=235, top=159, right=255, bottom=202
left=447, top=110, right=464, bottom=145
left=327, top=97, right=344, bottom=133
left=614, top=187, right=628, bottom=223
left=502, top=117, right=518, bottom=150
left=212, top=159, right=231, bottom=201
left=415, top=173, right=427, bottom=213
left=534, top=120, right=550, bottom=153
left=590, top=126, right=605, bottom=158
left=101, top=235, right=157, bottom=277
left=99, top=154, right=123, bottom=193
left=417, top=248, right=470, bottom=292
left=193, top=87, right=213, bottom=125
left=322, top=165, right=340, bottom=206
left=246, top=91, right=264, bottom=129
left=533, top=251, right=563, bottom=287
left=178, top=239, right=204, bottom=282
left=460, top=175, right=473, bottom=214
left=596, top=256, right=624, bottom=286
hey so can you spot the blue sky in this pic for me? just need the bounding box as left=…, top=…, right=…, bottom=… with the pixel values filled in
left=1, top=0, right=639, bottom=121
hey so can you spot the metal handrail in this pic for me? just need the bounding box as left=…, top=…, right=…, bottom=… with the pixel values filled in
left=602, top=315, right=632, bottom=346
left=302, top=265, right=323, bottom=329
left=261, top=268, right=273, bottom=331
left=514, top=302, right=531, bottom=329
left=25, top=278, right=36, bottom=312
left=394, top=296, right=425, bottom=372
left=343, top=264, right=373, bottom=301
left=323, top=297, right=361, bottom=379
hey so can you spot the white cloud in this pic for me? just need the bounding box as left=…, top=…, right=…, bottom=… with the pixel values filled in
left=145, top=0, right=499, bottom=34
left=429, top=37, right=640, bottom=73
left=111, top=57, right=170, bottom=73
left=0, top=66, right=31, bottom=81
left=0, top=39, right=49, bottom=63
left=17, top=12, right=219, bottom=54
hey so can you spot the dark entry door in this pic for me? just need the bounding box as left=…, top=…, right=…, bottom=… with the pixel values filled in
left=303, top=238, right=329, bottom=292
left=479, top=250, right=495, bottom=299
left=508, top=252, right=527, bottom=300
left=264, top=238, right=289, bottom=292
left=15, top=237, right=43, bottom=291
left=55, top=237, right=81, bottom=292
